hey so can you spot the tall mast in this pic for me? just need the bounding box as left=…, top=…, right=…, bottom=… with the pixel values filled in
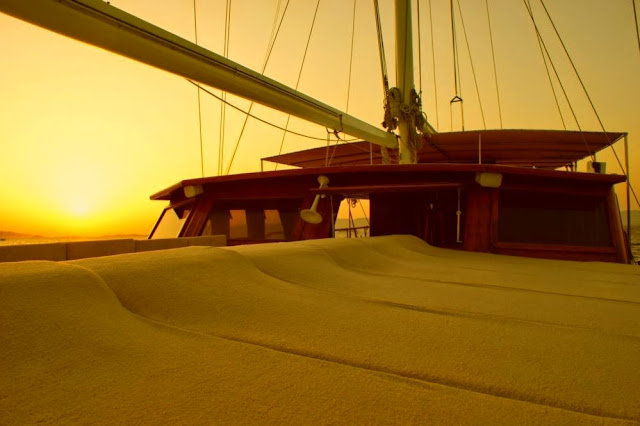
left=395, top=0, right=416, bottom=164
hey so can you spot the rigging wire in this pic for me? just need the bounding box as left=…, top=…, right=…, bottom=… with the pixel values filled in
left=528, top=0, right=566, bottom=130
left=634, top=0, right=640, bottom=58
left=539, top=2, right=605, bottom=137
left=449, top=0, right=464, bottom=130
left=416, top=0, right=423, bottom=96
left=327, top=0, right=357, bottom=167
left=264, top=0, right=285, bottom=69
left=192, top=0, right=205, bottom=177
left=186, top=80, right=358, bottom=143
left=225, top=0, right=290, bottom=174
left=358, top=199, right=370, bottom=227
left=218, top=0, right=232, bottom=176
left=373, top=0, right=390, bottom=93
left=522, top=0, right=593, bottom=160
left=345, top=0, right=357, bottom=113
left=372, top=0, right=390, bottom=164
left=325, top=128, right=331, bottom=166
left=485, top=0, right=503, bottom=128
left=427, top=0, right=439, bottom=129
left=455, top=0, right=486, bottom=129
left=275, top=0, right=321, bottom=171
left=539, top=0, right=635, bottom=191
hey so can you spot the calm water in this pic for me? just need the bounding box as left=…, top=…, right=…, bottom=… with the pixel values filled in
left=630, top=226, right=640, bottom=262
left=2, top=230, right=639, bottom=262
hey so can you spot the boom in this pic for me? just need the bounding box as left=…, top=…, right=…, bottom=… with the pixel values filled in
left=0, top=0, right=398, bottom=148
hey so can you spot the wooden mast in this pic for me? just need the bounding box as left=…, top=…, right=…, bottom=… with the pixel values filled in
left=395, top=0, right=417, bottom=164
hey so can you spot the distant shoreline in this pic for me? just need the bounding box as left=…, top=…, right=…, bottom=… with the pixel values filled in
left=0, top=234, right=147, bottom=245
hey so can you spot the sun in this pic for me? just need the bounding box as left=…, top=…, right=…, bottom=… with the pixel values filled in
left=68, top=199, right=90, bottom=218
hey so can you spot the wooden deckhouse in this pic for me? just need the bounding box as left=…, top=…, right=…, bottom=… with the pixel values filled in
left=150, top=129, right=632, bottom=264
left=1, top=1, right=633, bottom=264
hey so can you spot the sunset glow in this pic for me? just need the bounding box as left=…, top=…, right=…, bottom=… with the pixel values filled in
left=0, top=0, right=638, bottom=237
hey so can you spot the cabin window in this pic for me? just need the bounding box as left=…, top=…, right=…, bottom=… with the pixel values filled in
left=201, top=203, right=298, bottom=242
left=264, top=209, right=287, bottom=239
left=369, top=189, right=463, bottom=246
left=335, top=198, right=370, bottom=238
left=150, top=204, right=192, bottom=239
left=498, top=190, right=611, bottom=247
left=229, top=210, right=249, bottom=239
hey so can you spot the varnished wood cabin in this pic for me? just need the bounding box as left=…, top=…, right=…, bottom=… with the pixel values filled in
left=150, top=130, right=633, bottom=264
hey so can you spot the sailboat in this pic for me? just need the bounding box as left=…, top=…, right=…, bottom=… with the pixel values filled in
left=3, top=1, right=633, bottom=263
left=2, top=1, right=640, bottom=423
left=2, top=0, right=635, bottom=264
left=0, top=1, right=636, bottom=264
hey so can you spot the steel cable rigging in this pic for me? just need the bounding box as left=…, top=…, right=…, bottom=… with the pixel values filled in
left=326, top=0, right=359, bottom=167
left=275, top=0, right=321, bottom=170
left=455, top=0, right=486, bottom=129
left=485, top=0, right=503, bottom=129
left=192, top=0, right=205, bottom=177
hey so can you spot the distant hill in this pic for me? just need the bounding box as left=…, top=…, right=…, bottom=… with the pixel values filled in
left=0, top=231, right=147, bottom=242
left=0, top=231, right=44, bottom=239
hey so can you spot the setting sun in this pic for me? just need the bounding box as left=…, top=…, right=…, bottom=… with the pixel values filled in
left=0, top=1, right=638, bottom=238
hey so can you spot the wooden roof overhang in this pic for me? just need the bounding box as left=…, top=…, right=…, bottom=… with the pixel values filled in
left=262, top=129, right=625, bottom=169
left=151, top=163, right=626, bottom=204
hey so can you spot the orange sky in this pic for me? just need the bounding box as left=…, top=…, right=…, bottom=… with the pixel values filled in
left=0, top=0, right=638, bottom=237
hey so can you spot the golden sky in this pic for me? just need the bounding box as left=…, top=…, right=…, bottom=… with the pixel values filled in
left=0, top=0, right=638, bottom=237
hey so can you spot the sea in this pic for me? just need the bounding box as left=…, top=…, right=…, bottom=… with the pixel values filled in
left=2, top=228, right=639, bottom=263
left=630, top=226, right=640, bottom=262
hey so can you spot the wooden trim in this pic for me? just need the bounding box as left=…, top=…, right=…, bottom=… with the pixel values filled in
left=148, top=207, right=168, bottom=239
left=493, top=242, right=618, bottom=262
left=313, top=183, right=462, bottom=195
left=148, top=199, right=195, bottom=239
left=226, top=238, right=288, bottom=246
left=489, top=189, right=500, bottom=245
left=463, top=187, right=493, bottom=252
left=180, top=196, right=215, bottom=237
left=498, top=183, right=611, bottom=197
left=151, top=163, right=626, bottom=200
left=493, top=242, right=617, bottom=254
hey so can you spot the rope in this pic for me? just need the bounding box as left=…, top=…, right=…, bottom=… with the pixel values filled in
left=523, top=0, right=593, bottom=161
left=325, top=128, right=331, bottom=166
left=186, top=80, right=358, bottom=143
left=416, top=0, right=423, bottom=96
left=528, top=1, right=638, bottom=208
left=449, top=0, right=464, bottom=130
left=192, top=0, right=205, bottom=177
left=540, top=0, right=635, bottom=180
left=275, top=0, right=321, bottom=171
left=539, top=2, right=606, bottom=148
left=373, top=0, right=390, bottom=92
left=634, top=0, right=640, bottom=58
left=225, top=0, right=290, bottom=174
left=217, top=0, right=232, bottom=176
left=358, top=199, right=370, bottom=227
left=263, top=0, right=285, bottom=71
left=321, top=0, right=358, bottom=168
left=428, top=0, right=439, bottom=129
left=327, top=128, right=346, bottom=166
left=528, top=0, right=566, bottom=130
left=485, top=0, right=503, bottom=128
left=345, top=0, right=357, bottom=112
left=455, top=0, right=486, bottom=129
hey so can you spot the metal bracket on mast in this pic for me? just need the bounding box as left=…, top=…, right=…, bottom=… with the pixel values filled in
left=392, top=0, right=437, bottom=164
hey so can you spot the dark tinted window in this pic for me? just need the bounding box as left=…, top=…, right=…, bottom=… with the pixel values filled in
left=498, top=191, right=611, bottom=247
